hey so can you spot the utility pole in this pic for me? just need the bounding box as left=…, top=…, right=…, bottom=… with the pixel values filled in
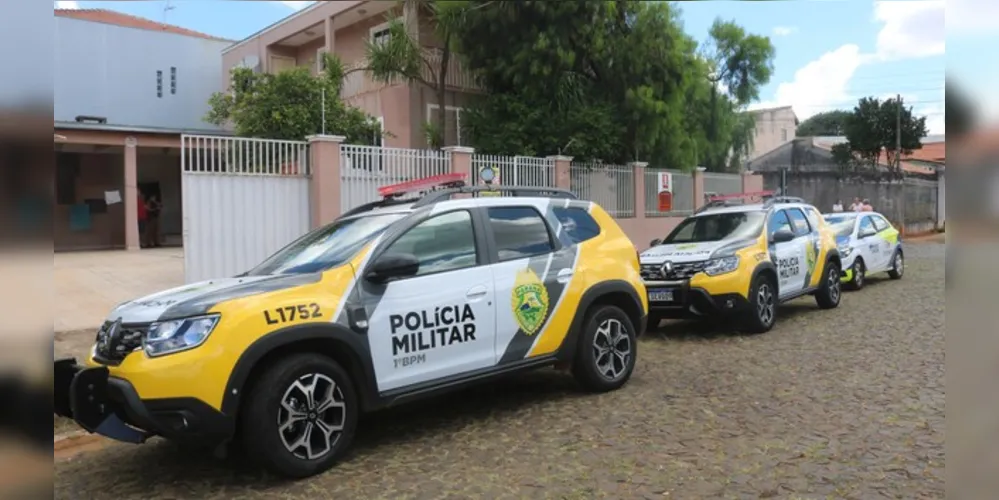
left=896, top=93, right=905, bottom=233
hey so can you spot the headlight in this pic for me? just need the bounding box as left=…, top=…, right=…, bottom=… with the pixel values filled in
left=838, top=245, right=852, bottom=258
left=143, top=314, right=220, bottom=358
left=703, top=256, right=740, bottom=276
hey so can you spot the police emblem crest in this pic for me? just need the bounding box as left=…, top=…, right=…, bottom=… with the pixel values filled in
left=511, top=268, right=550, bottom=336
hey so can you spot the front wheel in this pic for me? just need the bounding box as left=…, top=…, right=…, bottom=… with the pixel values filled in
left=888, top=251, right=904, bottom=279
left=240, top=353, right=359, bottom=478
left=742, top=273, right=777, bottom=334
left=815, top=261, right=842, bottom=309
left=572, top=305, right=637, bottom=393
left=845, top=258, right=866, bottom=291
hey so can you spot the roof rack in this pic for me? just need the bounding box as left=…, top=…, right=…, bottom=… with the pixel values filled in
left=412, top=185, right=578, bottom=208
left=762, top=196, right=806, bottom=208
left=694, top=190, right=776, bottom=214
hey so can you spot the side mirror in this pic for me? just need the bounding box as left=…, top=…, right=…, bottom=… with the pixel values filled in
left=366, top=253, right=419, bottom=284
left=770, top=229, right=795, bottom=244
left=649, top=238, right=662, bottom=247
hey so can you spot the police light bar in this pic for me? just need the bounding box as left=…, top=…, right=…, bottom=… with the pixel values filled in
left=377, top=173, right=467, bottom=199
left=708, top=190, right=775, bottom=202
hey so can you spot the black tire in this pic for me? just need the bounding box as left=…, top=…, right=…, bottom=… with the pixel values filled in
left=572, top=304, right=638, bottom=393
left=742, top=272, right=777, bottom=334
left=240, top=353, right=359, bottom=479
left=814, top=260, right=842, bottom=309
left=888, top=250, right=904, bottom=279
left=844, top=258, right=866, bottom=291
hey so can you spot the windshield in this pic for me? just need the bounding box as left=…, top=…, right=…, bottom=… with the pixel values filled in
left=246, top=213, right=407, bottom=276
left=823, top=214, right=857, bottom=237
left=663, top=211, right=766, bottom=244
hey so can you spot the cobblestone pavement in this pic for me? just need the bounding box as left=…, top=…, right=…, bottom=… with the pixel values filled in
left=54, top=243, right=944, bottom=500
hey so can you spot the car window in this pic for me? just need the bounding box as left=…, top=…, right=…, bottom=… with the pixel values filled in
left=662, top=211, right=765, bottom=244
left=824, top=214, right=857, bottom=238
left=871, top=215, right=890, bottom=232
left=247, top=213, right=407, bottom=275
left=487, top=207, right=554, bottom=261
left=552, top=207, right=601, bottom=244
left=767, top=210, right=793, bottom=239
left=786, top=208, right=812, bottom=236
left=381, top=210, right=477, bottom=277
left=858, top=216, right=876, bottom=236
left=804, top=207, right=822, bottom=230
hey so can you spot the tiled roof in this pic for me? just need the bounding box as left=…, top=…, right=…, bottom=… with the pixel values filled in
left=54, top=9, right=232, bottom=42
left=902, top=141, right=945, bottom=163
left=810, top=138, right=939, bottom=175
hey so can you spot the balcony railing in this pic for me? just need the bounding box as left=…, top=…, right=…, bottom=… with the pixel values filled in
left=340, top=48, right=484, bottom=99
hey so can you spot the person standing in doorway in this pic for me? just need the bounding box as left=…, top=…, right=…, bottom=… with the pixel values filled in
left=145, top=194, right=162, bottom=247
left=832, top=200, right=844, bottom=212
left=137, top=192, right=148, bottom=248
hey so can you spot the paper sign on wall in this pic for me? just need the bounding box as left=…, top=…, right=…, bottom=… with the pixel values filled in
left=657, top=172, right=673, bottom=212
left=104, top=190, right=122, bottom=205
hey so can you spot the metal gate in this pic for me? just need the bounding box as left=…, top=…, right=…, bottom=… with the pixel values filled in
left=181, top=134, right=311, bottom=283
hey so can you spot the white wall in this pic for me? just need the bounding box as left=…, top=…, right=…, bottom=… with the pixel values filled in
left=749, top=108, right=798, bottom=160
left=54, top=17, right=230, bottom=130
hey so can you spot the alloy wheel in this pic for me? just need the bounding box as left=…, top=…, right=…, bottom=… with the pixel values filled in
left=828, top=267, right=841, bottom=303
left=894, top=254, right=904, bottom=276
left=278, top=373, right=347, bottom=460
left=592, top=318, right=632, bottom=381
left=855, top=261, right=865, bottom=287
left=757, top=282, right=775, bottom=326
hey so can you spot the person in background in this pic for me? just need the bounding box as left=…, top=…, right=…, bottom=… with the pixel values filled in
left=832, top=200, right=844, bottom=212
left=137, top=192, right=148, bottom=248
left=849, top=197, right=862, bottom=211
left=145, top=194, right=163, bottom=247
left=861, top=199, right=874, bottom=212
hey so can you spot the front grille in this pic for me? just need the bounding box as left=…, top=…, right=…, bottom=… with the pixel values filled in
left=94, top=321, right=149, bottom=363
left=641, top=261, right=708, bottom=281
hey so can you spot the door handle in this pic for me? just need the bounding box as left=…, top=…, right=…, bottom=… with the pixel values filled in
left=466, top=285, right=488, bottom=299
left=556, top=268, right=574, bottom=284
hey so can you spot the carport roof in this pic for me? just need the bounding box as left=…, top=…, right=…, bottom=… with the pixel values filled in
left=55, top=121, right=234, bottom=137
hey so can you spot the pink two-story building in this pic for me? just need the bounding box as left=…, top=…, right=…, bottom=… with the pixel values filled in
left=222, top=0, right=484, bottom=149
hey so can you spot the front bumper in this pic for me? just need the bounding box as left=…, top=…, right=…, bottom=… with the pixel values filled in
left=54, top=358, right=233, bottom=446
left=643, top=282, right=751, bottom=319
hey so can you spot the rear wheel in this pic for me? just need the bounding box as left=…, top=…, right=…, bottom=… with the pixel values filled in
left=240, top=353, right=359, bottom=478
left=815, top=261, right=842, bottom=309
left=888, top=251, right=904, bottom=279
left=845, top=258, right=866, bottom=290
left=572, top=305, right=637, bottom=393
left=742, top=273, right=777, bottom=334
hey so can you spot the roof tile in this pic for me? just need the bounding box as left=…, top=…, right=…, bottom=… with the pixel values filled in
left=54, top=8, right=231, bottom=42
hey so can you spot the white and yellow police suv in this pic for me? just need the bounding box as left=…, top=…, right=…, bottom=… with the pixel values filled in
left=822, top=211, right=904, bottom=290
left=640, top=195, right=842, bottom=333
left=53, top=175, right=647, bottom=478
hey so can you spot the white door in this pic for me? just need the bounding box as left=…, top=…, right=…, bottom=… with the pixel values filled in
left=363, top=210, right=497, bottom=392
left=482, top=206, right=566, bottom=365
left=856, top=215, right=885, bottom=271
left=768, top=209, right=807, bottom=297
left=786, top=207, right=822, bottom=289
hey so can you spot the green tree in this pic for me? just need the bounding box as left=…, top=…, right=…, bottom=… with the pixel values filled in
left=363, top=0, right=471, bottom=148
left=833, top=96, right=928, bottom=177
left=700, top=18, right=776, bottom=170
left=450, top=1, right=711, bottom=168
left=797, top=110, right=852, bottom=136
left=205, top=53, right=381, bottom=143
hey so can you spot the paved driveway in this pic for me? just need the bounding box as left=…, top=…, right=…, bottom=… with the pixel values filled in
left=55, top=248, right=184, bottom=332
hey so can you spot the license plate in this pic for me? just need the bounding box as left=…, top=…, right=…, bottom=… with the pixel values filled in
left=648, top=289, right=674, bottom=302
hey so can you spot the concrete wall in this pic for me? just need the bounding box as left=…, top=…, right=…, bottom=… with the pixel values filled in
left=761, top=172, right=940, bottom=235
left=54, top=17, right=229, bottom=131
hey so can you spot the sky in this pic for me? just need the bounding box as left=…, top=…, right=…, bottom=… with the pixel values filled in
left=52, top=0, right=973, bottom=135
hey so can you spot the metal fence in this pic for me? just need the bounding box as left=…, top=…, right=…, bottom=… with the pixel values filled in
left=181, top=135, right=310, bottom=175
left=643, top=168, right=693, bottom=217
left=340, top=145, right=451, bottom=213
left=703, top=172, right=743, bottom=199
left=180, top=135, right=311, bottom=283
left=570, top=162, right=635, bottom=218
left=470, top=154, right=554, bottom=187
